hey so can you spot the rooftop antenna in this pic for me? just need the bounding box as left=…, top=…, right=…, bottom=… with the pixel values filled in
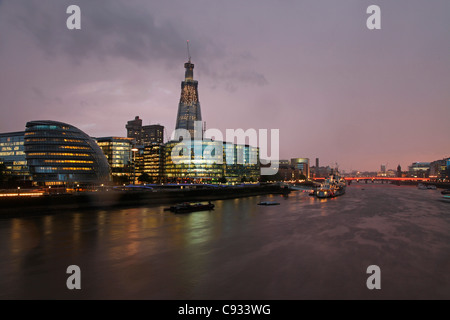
left=186, top=40, right=191, bottom=63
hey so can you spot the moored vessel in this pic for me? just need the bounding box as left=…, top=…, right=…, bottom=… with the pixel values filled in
left=315, top=170, right=346, bottom=199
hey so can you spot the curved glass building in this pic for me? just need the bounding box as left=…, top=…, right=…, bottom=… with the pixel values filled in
left=24, top=120, right=110, bottom=185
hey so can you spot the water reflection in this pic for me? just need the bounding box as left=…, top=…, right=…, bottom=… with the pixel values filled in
left=0, top=184, right=449, bottom=299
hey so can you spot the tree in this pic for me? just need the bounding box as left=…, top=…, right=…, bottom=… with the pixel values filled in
left=138, top=173, right=152, bottom=184
left=298, top=174, right=307, bottom=181
left=112, top=175, right=129, bottom=185
left=241, top=176, right=248, bottom=183
left=218, top=176, right=227, bottom=184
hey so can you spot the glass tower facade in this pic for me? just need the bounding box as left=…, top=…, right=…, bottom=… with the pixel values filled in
left=175, top=59, right=202, bottom=138
left=164, top=140, right=259, bottom=183
left=0, top=131, right=31, bottom=179
left=24, top=120, right=111, bottom=185
left=96, top=137, right=133, bottom=183
left=142, top=143, right=165, bottom=183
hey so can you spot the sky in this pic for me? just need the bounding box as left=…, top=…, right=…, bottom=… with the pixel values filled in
left=0, top=0, right=449, bottom=172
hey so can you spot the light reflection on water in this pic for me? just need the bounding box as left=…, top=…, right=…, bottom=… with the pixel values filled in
left=0, top=183, right=449, bottom=299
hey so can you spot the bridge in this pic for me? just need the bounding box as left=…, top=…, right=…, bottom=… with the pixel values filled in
left=312, top=177, right=430, bottom=182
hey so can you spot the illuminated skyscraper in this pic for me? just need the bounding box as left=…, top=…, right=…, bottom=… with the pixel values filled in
left=175, top=48, right=202, bottom=138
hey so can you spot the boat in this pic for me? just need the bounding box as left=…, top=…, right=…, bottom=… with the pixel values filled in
left=165, top=202, right=215, bottom=213
left=439, top=195, right=450, bottom=203
left=441, top=189, right=450, bottom=195
left=315, top=169, right=346, bottom=199
left=418, top=184, right=437, bottom=190
left=257, top=201, right=280, bottom=206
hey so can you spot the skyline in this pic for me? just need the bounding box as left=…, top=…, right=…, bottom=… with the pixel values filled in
left=1, top=1, right=449, bottom=172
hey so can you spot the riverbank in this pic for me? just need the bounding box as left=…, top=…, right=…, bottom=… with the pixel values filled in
left=0, top=184, right=290, bottom=217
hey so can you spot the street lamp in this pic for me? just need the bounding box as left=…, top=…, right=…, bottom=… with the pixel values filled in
left=131, top=148, right=138, bottom=185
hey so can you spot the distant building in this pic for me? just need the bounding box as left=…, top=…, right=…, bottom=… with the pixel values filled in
left=126, top=116, right=143, bottom=145
left=126, top=116, right=164, bottom=146
left=291, top=158, right=310, bottom=179
left=397, top=164, right=402, bottom=177
left=0, top=131, right=31, bottom=181
left=408, top=162, right=430, bottom=178
left=24, top=120, right=110, bottom=186
left=142, top=124, right=164, bottom=144
left=429, top=158, right=449, bottom=181
left=311, top=166, right=331, bottom=178
left=381, top=165, right=386, bottom=173
left=96, top=137, right=133, bottom=184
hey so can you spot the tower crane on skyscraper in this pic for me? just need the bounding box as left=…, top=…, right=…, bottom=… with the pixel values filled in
left=186, top=40, right=191, bottom=63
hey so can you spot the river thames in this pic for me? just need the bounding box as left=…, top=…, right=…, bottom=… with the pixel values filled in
left=0, top=183, right=449, bottom=299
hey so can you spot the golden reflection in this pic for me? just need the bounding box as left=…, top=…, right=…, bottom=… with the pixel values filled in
left=72, top=213, right=81, bottom=251
left=10, top=218, right=41, bottom=255
left=44, top=215, right=53, bottom=236
left=97, top=211, right=106, bottom=239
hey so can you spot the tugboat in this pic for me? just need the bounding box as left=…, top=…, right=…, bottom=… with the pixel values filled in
left=315, top=169, right=346, bottom=199
left=165, top=202, right=215, bottom=213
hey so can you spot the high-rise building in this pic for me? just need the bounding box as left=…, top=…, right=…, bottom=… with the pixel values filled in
left=142, top=124, right=164, bottom=144
left=126, top=116, right=164, bottom=146
left=126, top=116, right=143, bottom=145
left=175, top=55, right=202, bottom=138
left=381, top=165, right=386, bottom=173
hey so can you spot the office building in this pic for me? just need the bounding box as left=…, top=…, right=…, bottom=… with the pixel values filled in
left=408, top=162, right=430, bottom=178
left=291, top=158, right=310, bottom=179
left=24, top=120, right=110, bottom=185
left=142, top=124, right=164, bottom=144
left=0, top=131, right=31, bottom=180
left=126, top=116, right=143, bottom=145
left=96, top=137, right=133, bottom=184
left=164, top=140, right=259, bottom=183
left=429, top=158, right=449, bottom=181
left=142, top=143, right=165, bottom=183
left=126, top=116, right=164, bottom=145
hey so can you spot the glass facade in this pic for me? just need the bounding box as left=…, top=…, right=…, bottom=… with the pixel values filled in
left=96, top=137, right=133, bottom=183
left=0, top=131, right=31, bottom=179
left=142, top=143, right=165, bottom=183
left=175, top=61, right=202, bottom=138
left=164, top=140, right=259, bottom=183
left=24, top=121, right=111, bottom=185
left=408, top=162, right=431, bottom=178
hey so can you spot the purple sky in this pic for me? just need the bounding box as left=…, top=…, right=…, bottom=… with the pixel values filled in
left=1, top=0, right=449, bottom=172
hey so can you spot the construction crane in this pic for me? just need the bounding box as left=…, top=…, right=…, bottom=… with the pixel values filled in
left=186, top=40, right=191, bottom=62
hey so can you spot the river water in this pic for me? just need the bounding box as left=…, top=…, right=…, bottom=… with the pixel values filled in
left=0, top=183, right=449, bottom=299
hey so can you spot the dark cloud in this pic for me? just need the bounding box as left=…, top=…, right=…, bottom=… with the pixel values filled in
left=6, top=0, right=266, bottom=89
left=10, top=1, right=190, bottom=64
